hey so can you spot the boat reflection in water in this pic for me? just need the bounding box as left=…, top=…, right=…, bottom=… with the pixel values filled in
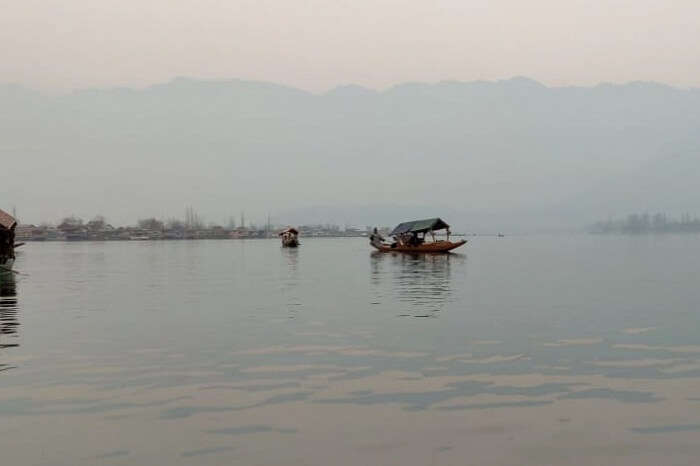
left=282, top=244, right=299, bottom=269
left=281, top=246, right=302, bottom=315
left=371, top=251, right=465, bottom=317
left=0, top=274, right=19, bottom=372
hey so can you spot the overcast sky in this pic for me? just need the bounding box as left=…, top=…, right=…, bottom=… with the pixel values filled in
left=2, top=0, right=700, bottom=92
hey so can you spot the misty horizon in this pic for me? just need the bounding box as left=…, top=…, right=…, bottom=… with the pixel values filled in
left=4, top=74, right=700, bottom=96
left=4, top=75, right=700, bottom=232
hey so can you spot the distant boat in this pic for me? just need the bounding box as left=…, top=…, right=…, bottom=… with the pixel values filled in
left=278, top=228, right=300, bottom=248
left=0, top=209, right=17, bottom=273
left=370, top=218, right=466, bottom=253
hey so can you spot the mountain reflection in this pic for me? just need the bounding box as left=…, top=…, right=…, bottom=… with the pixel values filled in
left=371, top=253, right=463, bottom=316
left=0, top=273, right=19, bottom=360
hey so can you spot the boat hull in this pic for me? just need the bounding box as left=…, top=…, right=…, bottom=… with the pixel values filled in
left=281, top=239, right=299, bottom=248
left=0, top=258, right=14, bottom=274
left=372, top=240, right=466, bottom=253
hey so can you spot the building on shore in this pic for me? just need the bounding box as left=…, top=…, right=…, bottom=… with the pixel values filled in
left=15, top=219, right=385, bottom=242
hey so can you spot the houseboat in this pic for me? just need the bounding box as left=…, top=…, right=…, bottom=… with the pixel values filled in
left=0, top=209, right=17, bottom=273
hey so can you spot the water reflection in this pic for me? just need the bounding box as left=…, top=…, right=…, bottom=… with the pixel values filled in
left=0, top=273, right=19, bottom=372
left=282, top=246, right=299, bottom=271
left=4, top=240, right=700, bottom=465
left=281, top=247, right=301, bottom=314
left=371, top=252, right=464, bottom=317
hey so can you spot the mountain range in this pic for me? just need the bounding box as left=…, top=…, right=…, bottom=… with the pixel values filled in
left=2, top=77, right=699, bottom=232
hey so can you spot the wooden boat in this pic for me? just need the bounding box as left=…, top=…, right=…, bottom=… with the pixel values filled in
left=370, top=218, right=466, bottom=253
left=372, top=239, right=466, bottom=253
left=278, top=227, right=300, bottom=248
left=0, top=209, right=17, bottom=273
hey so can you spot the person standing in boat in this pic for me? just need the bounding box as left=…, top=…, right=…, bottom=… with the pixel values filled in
left=370, top=227, right=385, bottom=248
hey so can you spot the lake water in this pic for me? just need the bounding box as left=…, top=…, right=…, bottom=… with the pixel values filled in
left=2, top=236, right=700, bottom=465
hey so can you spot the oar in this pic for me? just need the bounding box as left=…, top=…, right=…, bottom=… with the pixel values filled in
left=13, top=242, right=25, bottom=248
left=0, top=264, right=23, bottom=276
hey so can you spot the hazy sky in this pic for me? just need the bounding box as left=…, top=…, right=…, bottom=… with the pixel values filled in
left=2, top=0, right=700, bottom=92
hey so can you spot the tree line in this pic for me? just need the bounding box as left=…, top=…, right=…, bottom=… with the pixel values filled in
left=590, top=213, right=700, bottom=234
left=49, top=207, right=241, bottom=232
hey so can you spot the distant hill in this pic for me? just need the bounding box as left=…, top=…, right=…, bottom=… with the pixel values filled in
left=2, top=77, right=699, bottom=231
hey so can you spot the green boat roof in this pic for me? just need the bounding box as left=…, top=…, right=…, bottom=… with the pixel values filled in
left=390, top=218, right=450, bottom=236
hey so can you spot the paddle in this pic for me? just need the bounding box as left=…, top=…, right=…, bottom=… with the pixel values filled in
left=0, top=264, right=23, bottom=276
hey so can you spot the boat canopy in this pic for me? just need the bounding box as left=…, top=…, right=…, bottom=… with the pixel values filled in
left=0, top=209, right=16, bottom=230
left=390, top=218, right=449, bottom=236
left=278, top=227, right=299, bottom=236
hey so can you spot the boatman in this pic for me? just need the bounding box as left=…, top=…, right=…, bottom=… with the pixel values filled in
left=369, top=228, right=385, bottom=248
left=0, top=226, right=13, bottom=262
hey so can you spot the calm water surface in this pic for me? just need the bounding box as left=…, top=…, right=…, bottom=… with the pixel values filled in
left=2, top=236, right=700, bottom=465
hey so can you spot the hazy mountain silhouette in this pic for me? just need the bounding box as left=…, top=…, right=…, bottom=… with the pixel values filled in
left=2, top=77, right=699, bottom=231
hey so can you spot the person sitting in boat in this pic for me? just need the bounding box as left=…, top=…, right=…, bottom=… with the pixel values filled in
left=369, top=227, right=383, bottom=242
left=396, top=233, right=407, bottom=247
left=408, top=232, right=425, bottom=247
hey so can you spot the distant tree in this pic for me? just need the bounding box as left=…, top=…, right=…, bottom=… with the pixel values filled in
left=87, top=215, right=107, bottom=231
left=652, top=213, right=667, bottom=231
left=641, top=213, right=650, bottom=230
left=58, top=216, right=84, bottom=231
left=623, top=213, right=646, bottom=233
left=166, top=219, right=185, bottom=231
left=138, top=218, right=164, bottom=231
left=591, top=211, right=700, bottom=235
left=184, top=206, right=203, bottom=229
left=590, top=220, right=614, bottom=234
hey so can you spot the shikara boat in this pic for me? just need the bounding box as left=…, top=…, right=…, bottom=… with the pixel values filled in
left=370, top=218, right=466, bottom=253
left=279, top=228, right=300, bottom=248
left=0, top=209, right=17, bottom=273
